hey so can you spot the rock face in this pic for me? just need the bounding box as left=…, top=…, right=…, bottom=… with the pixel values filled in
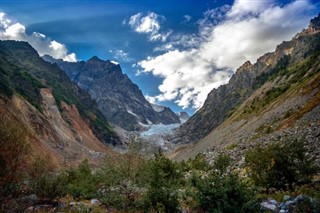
left=170, top=15, right=320, bottom=164
left=43, top=56, right=180, bottom=131
left=173, top=14, right=320, bottom=145
left=0, top=40, right=120, bottom=167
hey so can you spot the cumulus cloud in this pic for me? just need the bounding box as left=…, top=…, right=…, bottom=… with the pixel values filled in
left=125, top=12, right=172, bottom=42
left=0, top=12, right=77, bottom=62
left=137, top=0, right=317, bottom=109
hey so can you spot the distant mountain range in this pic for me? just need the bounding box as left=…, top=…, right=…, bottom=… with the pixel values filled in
left=170, top=14, right=320, bottom=164
left=43, top=55, right=181, bottom=131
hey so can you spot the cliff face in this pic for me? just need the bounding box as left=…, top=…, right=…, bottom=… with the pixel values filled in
left=174, top=13, right=320, bottom=158
left=0, top=41, right=120, bottom=167
left=43, top=56, right=181, bottom=131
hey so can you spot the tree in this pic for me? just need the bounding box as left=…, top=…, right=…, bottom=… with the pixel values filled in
left=194, top=173, right=259, bottom=213
left=146, top=150, right=182, bottom=212
left=245, top=138, right=318, bottom=191
left=66, top=159, right=97, bottom=198
left=96, top=151, right=149, bottom=210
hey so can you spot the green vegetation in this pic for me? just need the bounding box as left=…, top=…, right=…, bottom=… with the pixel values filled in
left=0, top=112, right=31, bottom=197
left=244, top=84, right=290, bottom=115
left=225, top=143, right=238, bottom=150
left=1, top=131, right=319, bottom=212
left=245, top=138, right=318, bottom=191
left=253, top=55, right=290, bottom=89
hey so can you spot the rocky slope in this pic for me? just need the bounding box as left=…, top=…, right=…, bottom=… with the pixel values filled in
left=0, top=41, right=120, bottom=167
left=43, top=56, right=180, bottom=131
left=170, top=15, right=320, bottom=164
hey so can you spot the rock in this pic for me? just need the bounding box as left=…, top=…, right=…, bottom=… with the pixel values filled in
left=261, top=200, right=278, bottom=212
left=20, top=194, right=38, bottom=205
left=283, top=195, right=291, bottom=201
left=90, top=198, right=101, bottom=205
left=69, top=201, right=92, bottom=211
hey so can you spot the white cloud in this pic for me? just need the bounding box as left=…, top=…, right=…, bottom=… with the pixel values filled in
left=137, top=0, right=317, bottom=109
left=0, top=12, right=77, bottom=62
left=109, top=49, right=133, bottom=62
left=183, top=15, right=192, bottom=23
left=145, top=95, right=157, bottom=104
left=126, top=12, right=172, bottom=42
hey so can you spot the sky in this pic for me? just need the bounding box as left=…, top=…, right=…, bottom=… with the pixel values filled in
left=0, top=0, right=319, bottom=115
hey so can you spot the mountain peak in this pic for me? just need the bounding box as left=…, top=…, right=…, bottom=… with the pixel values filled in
left=237, top=60, right=252, bottom=73
left=308, top=13, right=320, bottom=32
left=88, top=56, right=104, bottom=62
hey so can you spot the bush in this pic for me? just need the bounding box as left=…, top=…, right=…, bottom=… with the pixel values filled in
left=193, top=171, right=259, bottom=213
left=245, top=138, right=318, bottom=191
left=28, top=156, right=67, bottom=199
left=0, top=112, right=30, bottom=197
left=66, top=159, right=98, bottom=199
left=145, top=150, right=182, bottom=212
left=96, top=151, right=148, bottom=210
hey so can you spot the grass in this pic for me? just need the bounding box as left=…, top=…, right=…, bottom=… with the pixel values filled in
left=225, top=143, right=238, bottom=150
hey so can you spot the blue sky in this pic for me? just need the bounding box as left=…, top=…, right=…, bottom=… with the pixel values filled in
left=0, top=0, right=319, bottom=114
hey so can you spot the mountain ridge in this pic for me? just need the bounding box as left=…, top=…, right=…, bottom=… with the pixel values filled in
left=170, top=14, right=320, bottom=163
left=43, top=55, right=181, bottom=131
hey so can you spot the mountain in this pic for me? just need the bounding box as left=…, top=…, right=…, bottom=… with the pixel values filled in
left=43, top=56, right=181, bottom=131
left=171, top=14, right=320, bottom=162
left=0, top=40, right=120, bottom=167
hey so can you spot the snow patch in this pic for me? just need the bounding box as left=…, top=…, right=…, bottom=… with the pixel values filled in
left=110, top=60, right=119, bottom=65
left=127, top=108, right=139, bottom=118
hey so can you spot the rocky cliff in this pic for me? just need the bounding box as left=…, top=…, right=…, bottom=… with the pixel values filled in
left=43, top=56, right=181, bottom=131
left=0, top=41, right=120, bottom=167
left=171, top=14, right=320, bottom=164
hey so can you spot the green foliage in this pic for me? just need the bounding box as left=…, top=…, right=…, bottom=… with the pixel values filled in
left=96, top=151, right=149, bottom=210
left=225, top=143, right=238, bottom=150
left=144, top=150, right=182, bottom=212
left=186, top=153, right=212, bottom=171
left=66, top=159, right=98, bottom=199
left=213, top=153, right=231, bottom=175
left=244, top=84, right=289, bottom=115
left=245, top=138, right=318, bottom=190
left=192, top=171, right=259, bottom=213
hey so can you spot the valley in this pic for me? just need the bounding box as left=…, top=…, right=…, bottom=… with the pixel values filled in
left=0, top=3, right=319, bottom=212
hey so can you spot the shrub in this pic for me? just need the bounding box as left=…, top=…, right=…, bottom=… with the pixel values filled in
left=96, top=151, right=148, bottom=210
left=66, top=159, right=98, bottom=199
left=213, top=153, right=231, bottom=175
left=193, top=172, right=259, bottom=213
left=28, top=156, right=67, bottom=199
left=245, top=138, right=318, bottom=191
left=145, top=150, right=182, bottom=212
left=0, top=112, right=30, bottom=197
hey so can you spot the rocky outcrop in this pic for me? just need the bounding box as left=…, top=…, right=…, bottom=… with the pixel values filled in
left=43, top=56, right=180, bottom=131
